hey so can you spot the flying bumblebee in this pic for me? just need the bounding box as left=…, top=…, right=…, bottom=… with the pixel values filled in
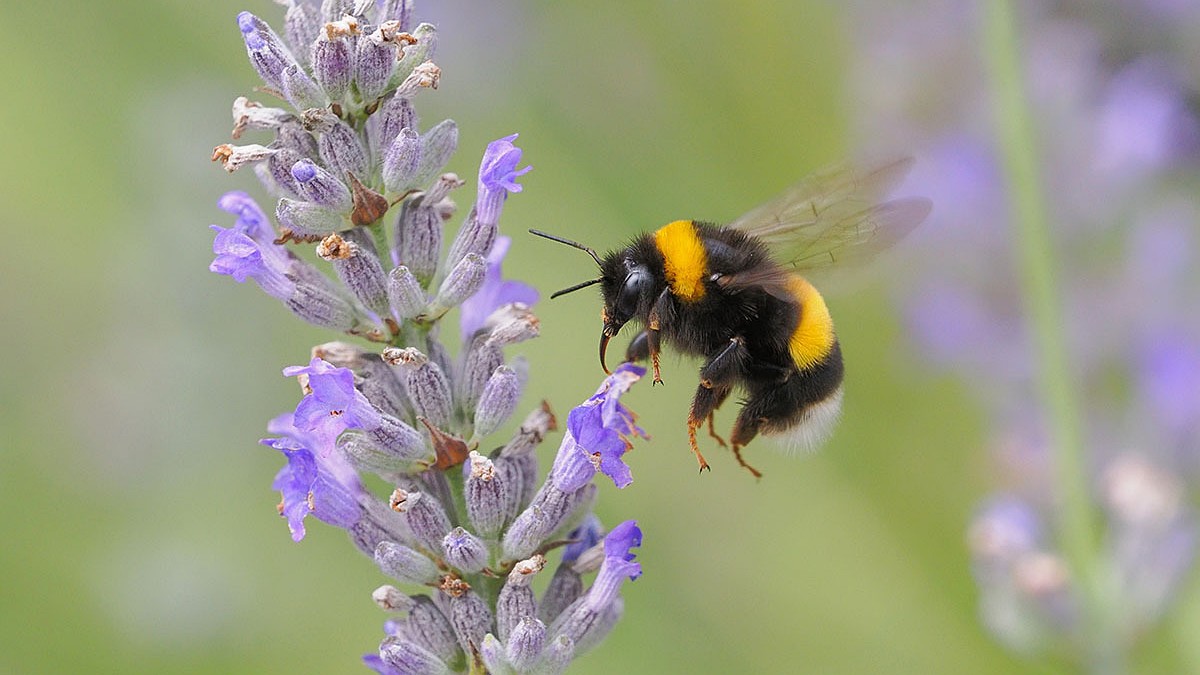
left=530, top=158, right=931, bottom=477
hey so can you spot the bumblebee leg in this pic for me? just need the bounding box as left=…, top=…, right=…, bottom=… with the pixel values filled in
left=645, top=289, right=671, bottom=386
left=706, top=413, right=728, bottom=448
left=729, top=395, right=769, bottom=479
left=686, top=384, right=730, bottom=473
left=698, top=336, right=748, bottom=389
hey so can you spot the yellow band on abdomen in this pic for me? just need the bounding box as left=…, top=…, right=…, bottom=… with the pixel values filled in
left=787, top=275, right=836, bottom=370
left=653, top=220, right=708, bottom=302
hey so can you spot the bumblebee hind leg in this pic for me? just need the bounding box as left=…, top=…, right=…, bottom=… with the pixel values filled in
left=686, top=384, right=732, bottom=473
left=729, top=395, right=772, bottom=480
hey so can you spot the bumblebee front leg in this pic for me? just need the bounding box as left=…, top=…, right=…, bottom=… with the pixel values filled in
left=644, top=289, right=672, bottom=386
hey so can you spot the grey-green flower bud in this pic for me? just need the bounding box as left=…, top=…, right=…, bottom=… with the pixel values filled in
left=357, top=24, right=399, bottom=102
left=375, top=540, right=440, bottom=585
left=427, top=252, right=485, bottom=319
left=387, top=265, right=428, bottom=319
left=293, top=159, right=352, bottom=210
left=473, top=365, right=520, bottom=438
left=312, top=17, right=357, bottom=102
left=442, top=527, right=488, bottom=574
left=533, top=635, right=574, bottom=675
left=506, top=617, right=547, bottom=672
left=316, top=116, right=368, bottom=181
left=281, top=63, right=326, bottom=110
left=497, top=555, right=545, bottom=642
left=415, top=118, right=457, bottom=187
left=465, top=451, right=508, bottom=537
left=400, top=596, right=463, bottom=666
left=383, top=127, right=422, bottom=193
left=539, top=564, right=583, bottom=625
left=276, top=197, right=343, bottom=236
left=446, top=588, right=493, bottom=656
left=393, top=198, right=441, bottom=282
left=372, top=584, right=416, bottom=613
left=317, top=233, right=390, bottom=315
left=390, top=489, right=452, bottom=553
left=378, top=637, right=450, bottom=675
left=479, top=634, right=515, bottom=675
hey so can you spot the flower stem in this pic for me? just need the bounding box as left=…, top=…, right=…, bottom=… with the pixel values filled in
left=982, top=1, right=1119, bottom=670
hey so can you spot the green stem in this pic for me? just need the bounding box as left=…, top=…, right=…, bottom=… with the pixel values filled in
left=982, top=2, right=1118, bottom=671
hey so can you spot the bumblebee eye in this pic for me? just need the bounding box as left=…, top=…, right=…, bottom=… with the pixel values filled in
left=617, top=269, right=648, bottom=317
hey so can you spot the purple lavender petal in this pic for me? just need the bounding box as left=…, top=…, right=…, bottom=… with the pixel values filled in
left=284, top=358, right=384, bottom=438
left=553, top=364, right=647, bottom=490
left=459, top=236, right=539, bottom=339
left=262, top=437, right=361, bottom=541
left=475, top=134, right=532, bottom=229
left=208, top=226, right=265, bottom=282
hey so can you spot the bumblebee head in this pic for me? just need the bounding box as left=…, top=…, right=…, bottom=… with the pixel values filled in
left=529, top=229, right=651, bottom=374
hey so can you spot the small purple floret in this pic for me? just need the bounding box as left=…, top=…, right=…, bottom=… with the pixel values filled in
left=602, top=519, right=643, bottom=581
left=552, top=364, right=648, bottom=490
left=479, top=133, right=533, bottom=194
left=284, top=358, right=384, bottom=442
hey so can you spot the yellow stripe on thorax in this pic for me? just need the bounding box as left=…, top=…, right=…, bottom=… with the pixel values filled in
left=787, top=275, right=836, bottom=370
left=653, top=220, right=708, bottom=302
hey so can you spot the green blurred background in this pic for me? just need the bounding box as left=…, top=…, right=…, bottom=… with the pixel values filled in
left=0, top=1, right=1131, bottom=673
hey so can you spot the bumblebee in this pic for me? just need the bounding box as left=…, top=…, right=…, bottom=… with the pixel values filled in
left=531, top=158, right=931, bottom=477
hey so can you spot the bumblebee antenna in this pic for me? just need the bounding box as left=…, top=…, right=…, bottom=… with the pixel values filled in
left=528, top=229, right=603, bottom=266
left=550, top=277, right=603, bottom=299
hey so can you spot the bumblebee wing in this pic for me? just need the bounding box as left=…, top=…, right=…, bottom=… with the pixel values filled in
left=727, top=157, right=932, bottom=270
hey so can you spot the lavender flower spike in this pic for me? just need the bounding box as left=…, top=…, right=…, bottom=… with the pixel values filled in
left=210, top=2, right=647, bottom=671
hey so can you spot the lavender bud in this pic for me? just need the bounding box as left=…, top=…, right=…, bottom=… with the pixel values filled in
left=282, top=2, right=320, bottom=66
left=457, top=337, right=503, bottom=413
left=501, top=485, right=574, bottom=561
left=506, top=617, right=547, bottom=671
left=442, top=527, right=488, bottom=574
left=312, top=18, right=358, bottom=102
left=372, top=585, right=416, bottom=613
left=497, top=555, right=545, bottom=642
left=410, top=362, right=455, bottom=428
left=388, top=266, right=428, bottom=319
left=484, top=303, right=540, bottom=346
left=504, top=404, right=555, bottom=458
left=479, top=634, right=514, bottom=675
left=424, top=172, right=465, bottom=204
left=372, top=95, right=418, bottom=158
left=286, top=278, right=357, bottom=330
left=395, top=23, right=438, bottom=79
left=394, top=60, right=442, bottom=97
left=390, top=489, right=452, bottom=553
left=276, top=121, right=320, bottom=155
left=212, top=143, right=277, bottom=173
left=400, top=596, right=463, bottom=666
left=357, top=25, right=399, bottom=102
left=265, top=148, right=304, bottom=199
left=314, top=119, right=367, bottom=183
left=465, top=451, right=508, bottom=538
left=539, top=564, right=584, bottom=625
left=378, top=637, right=450, bottom=675
left=446, top=589, right=494, bottom=656
left=381, top=0, right=414, bottom=28
left=494, top=455, right=537, bottom=523
left=280, top=63, right=326, bottom=110
left=237, top=12, right=299, bottom=92
left=276, top=197, right=343, bottom=236
left=536, top=635, right=574, bottom=675
left=445, top=211, right=496, bottom=274
left=393, top=199, right=442, bottom=283
left=415, top=119, right=458, bottom=186
left=473, top=365, right=521, bottom=438
left=292, top=159, right=352, bottom=209
left=428, top=252, right=486, bottom=318
left=368, top=414, right=431, bottom=463
left=317, top=233, right=390, bottom=315
left=231, top=97, right=293, bottom=139
left=383, top=127, right=422, bottom=193
left=345, top=496, right=411, bottom=555
left=375, top=540, right=440, bottom=585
